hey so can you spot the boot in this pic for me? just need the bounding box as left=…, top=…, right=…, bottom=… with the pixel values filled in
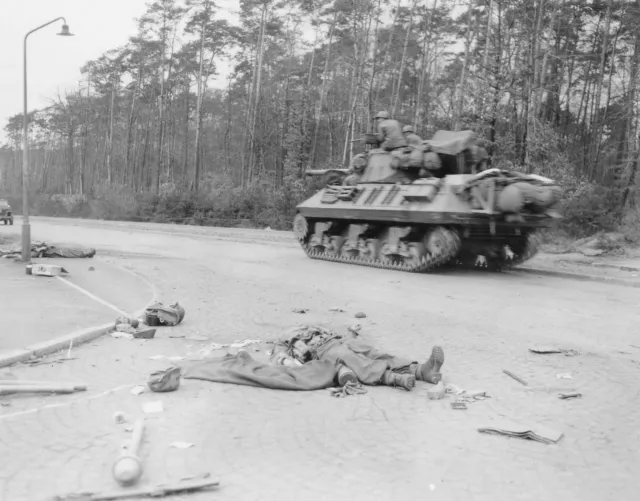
left=410, top=346, right=445, bottom=384
left=381, top=370, right=415, bottom=391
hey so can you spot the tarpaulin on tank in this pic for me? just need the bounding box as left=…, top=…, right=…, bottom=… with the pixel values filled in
left=424, top=130, right=477, bottom=156
left=359, top=150, right=397, bottom=183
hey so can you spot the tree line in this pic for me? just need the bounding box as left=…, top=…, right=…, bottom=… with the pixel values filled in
left=0, top=0, right=638, bottom=236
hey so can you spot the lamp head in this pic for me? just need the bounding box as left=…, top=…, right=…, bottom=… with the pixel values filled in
left=57, top=24, right=74, bottom=36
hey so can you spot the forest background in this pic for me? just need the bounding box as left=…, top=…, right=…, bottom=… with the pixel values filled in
left=1, top=0, right=637, bottom=244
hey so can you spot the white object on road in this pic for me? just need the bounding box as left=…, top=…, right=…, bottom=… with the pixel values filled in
left=556, top=373, right=573, bottom=379
left=142, top=401, right=164, bottom=414
left=148, top=355, right=185, bottom=361
left=130, top=386, right=145, bottom=396
left=30, top=264, right=67, bottom=277
left=170, top=441, right=194, bottom=449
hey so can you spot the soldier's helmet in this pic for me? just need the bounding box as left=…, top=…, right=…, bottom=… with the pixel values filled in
left=402, top=125, right=414, bottom=133
left=375, top=110, right=390, bottom=119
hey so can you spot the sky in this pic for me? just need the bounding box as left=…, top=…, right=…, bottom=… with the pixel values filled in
left=0, top=0, right=150, bottom=139
left=0, top=0, right=241, bottom=143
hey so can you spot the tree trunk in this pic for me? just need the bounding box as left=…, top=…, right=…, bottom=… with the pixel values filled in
left=391, top=0, right=417, bottom=117
left=589, top=0, right=613, bottom=179
left=454, top=0, right=475, bottom=131
left=308, top=10, right=337, bottom=170
left=193, top=15, right=207, bottom=193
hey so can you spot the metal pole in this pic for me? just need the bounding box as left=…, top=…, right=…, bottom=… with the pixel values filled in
left=21, top=34, right=30, bottom=262
left=21, top=17, right=67, bottom=263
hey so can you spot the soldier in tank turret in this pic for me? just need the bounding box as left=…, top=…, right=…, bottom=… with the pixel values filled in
left=402, top=124, right=423, bottom=147
left=373, top=111, right=407, bottom=151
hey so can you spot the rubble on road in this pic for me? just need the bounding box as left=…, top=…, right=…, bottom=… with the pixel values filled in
left=478, top=420, right=564, bottom=445
left=529, top=346, right=580, bottom=356
left=559, top=392, right=582, bottom=400
left=503, top=369, right=528, bottom=386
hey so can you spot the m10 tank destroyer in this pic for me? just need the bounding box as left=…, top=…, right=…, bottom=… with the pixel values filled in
left=293, top=130, right=562, bottom=273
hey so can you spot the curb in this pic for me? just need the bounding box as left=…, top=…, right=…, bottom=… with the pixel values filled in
left=0, top=261, right=159, bottom=369
left=512, top=266, right=640, bottom=288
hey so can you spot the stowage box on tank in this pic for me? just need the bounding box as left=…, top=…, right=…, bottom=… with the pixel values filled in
left=293, top=130, right=562, bottom=273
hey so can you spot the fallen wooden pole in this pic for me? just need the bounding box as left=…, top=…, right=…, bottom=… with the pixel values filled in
left=502, top=369, right=528, bottom=386
left=0, top=380, right=86, bottom=390
left=54, top=478, right=220, bottom=500
left=0, top=384, right=86, bottom=395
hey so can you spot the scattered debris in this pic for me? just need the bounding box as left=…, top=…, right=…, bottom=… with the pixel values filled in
left=142, top=401, right=164, bottom=414
left=130, top=386, right=145, bottom=396
left=111, top=332, right=134, bottom=340
left=28, top=263, right=68, bottom=277
left=170, top=441, right=194, bottom=449
left=445, top=384, right=490, bottom=406
left=148, top=367, right=181, bottom=393
left=114, top=324, right=136, bottom=335
left=556, top=373, right=573, bottom=379
left=354, top=312, right=367, bottom=319
left=144, top=302, right=186, bottom=327
left=115, top=317, right=140, bottom=329
left=329, top=381, right=367, bottom=398
left=347, top=324, right=362, bottom=335
left=0, top=402, right=11, bottom=407
left=503, top=369, right=528, bottom=386
left=89, top=266, right=95, bottom=271
left=148, top=355, right=185, bottom=362
left=54, top=478, right=220, bottom=500
left=426, top=381, right=446, bottom=400
left=329, top=307, right=345, bottom=312
left=133, top=328, right=157, bottom=339
left=559, top=392, right=582, bottom=400
left=478, top=421, right=564, bottom=444
left=113, top=419, right=145, bottom=487
left=292, top=308, right=309, bottom=314
left=66, top=340, right=74, bottom=359
left=529, top=346, right=579, bottom=357
left=185, top=335, right=209, bottom=342
left=113, top=412, right=126, bottom=424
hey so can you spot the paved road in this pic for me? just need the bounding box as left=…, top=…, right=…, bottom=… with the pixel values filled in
left=0, top=217, right=638, bottom=501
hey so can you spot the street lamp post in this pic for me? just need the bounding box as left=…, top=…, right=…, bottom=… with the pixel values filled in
left=22, top=18, right=74, bottom=262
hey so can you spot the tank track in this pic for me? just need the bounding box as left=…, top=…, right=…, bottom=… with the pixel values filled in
left=452, top=231, right=542, bottom=272
left=296, top=222, right=462, bottom=274
left=496, top=231, right=541, bottom=269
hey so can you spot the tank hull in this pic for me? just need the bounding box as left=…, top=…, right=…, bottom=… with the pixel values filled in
left=294, top=172, right=561, bottom=273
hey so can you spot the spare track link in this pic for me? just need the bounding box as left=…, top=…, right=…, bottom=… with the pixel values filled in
left=297, top=225, right=461, bottom=274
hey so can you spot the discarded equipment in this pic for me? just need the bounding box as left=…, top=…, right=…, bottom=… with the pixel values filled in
left=112, top=419, right=145, bottom=486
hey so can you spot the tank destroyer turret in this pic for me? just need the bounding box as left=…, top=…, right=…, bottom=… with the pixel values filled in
left=293, top=130, right=562, bottom=273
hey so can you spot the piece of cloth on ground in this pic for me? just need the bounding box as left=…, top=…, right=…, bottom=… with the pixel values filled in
left=0, top=242, right=95, bottom=258
left=182, top=350, right=337, bottom=391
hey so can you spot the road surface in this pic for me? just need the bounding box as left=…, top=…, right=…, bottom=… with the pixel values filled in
left=0, top=216, right=638, bottom=501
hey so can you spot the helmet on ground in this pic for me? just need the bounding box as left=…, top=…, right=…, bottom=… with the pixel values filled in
left=403, top=125, right=414, bottom=133
left=375, top=110, right=390, bottom=119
